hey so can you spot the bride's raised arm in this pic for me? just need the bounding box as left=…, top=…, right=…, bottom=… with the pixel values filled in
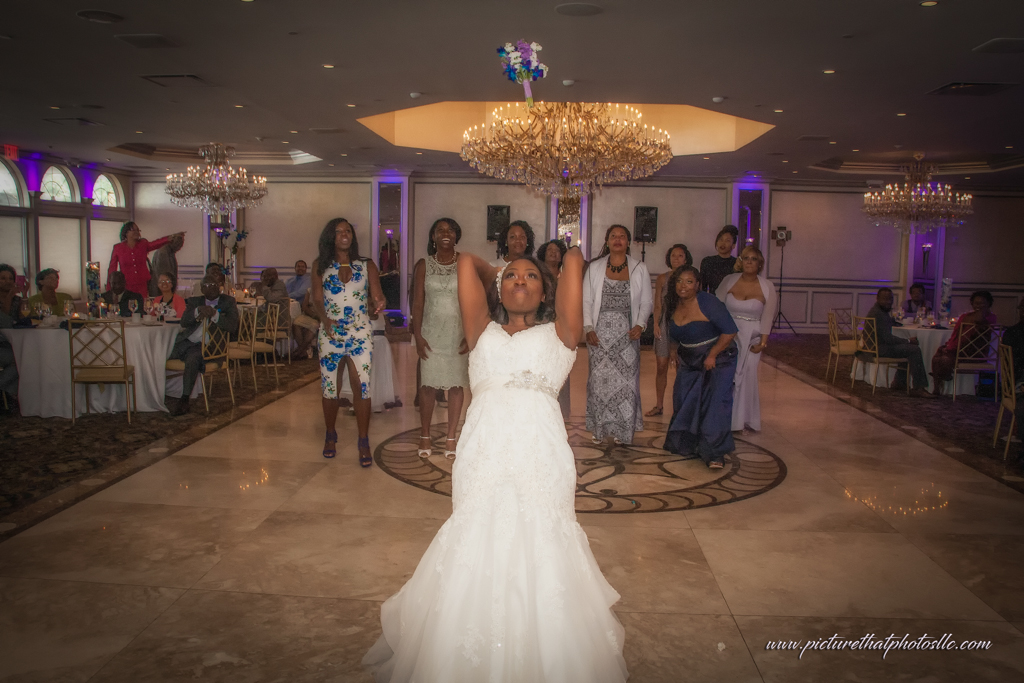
left=457, top=252, right=498, bottom=351
left=554, top=247, right=584, bottom=349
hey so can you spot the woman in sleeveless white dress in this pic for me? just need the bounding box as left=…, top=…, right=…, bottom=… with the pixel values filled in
left=716, top=246, right=777, bottom=432
left=363, top=249, right=628, bottom=683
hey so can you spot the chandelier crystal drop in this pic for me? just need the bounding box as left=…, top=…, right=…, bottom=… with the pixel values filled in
left=862, top=153, right=972, bottom=234
left=165, top=143, right=268, bottom=213
left=461, top=102, right=673, bottom=199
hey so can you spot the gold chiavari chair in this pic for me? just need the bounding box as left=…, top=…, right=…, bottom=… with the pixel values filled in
left=68, top=319, right=136, bottom=425
left=227, top=305, right=260, bottom=391
left=993, top=344, right=1017, bottom=460
left=165, top=319, right=234, bottom=413
left=832, top=307, right=853, bottom=338
left=952, top=322, right=1001, bottom=402
left=851, top=316, right=910, bottom=395
left=826, top=310, right=858, bottom=384
left=253, top=302, right=281, bottom=387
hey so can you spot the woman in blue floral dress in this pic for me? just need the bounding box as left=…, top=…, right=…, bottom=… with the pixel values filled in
left=311, top=218, right=386, bottom=466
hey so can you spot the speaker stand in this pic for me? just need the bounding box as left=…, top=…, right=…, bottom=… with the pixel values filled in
left=772, top=241, right=798, bottom=335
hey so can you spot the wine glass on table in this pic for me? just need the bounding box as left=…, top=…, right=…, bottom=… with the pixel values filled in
left=128, top=298, right=139, bottom=318
left=19, top=299, right=30, bottom=321
left=64, top=300, right=75, bottom=318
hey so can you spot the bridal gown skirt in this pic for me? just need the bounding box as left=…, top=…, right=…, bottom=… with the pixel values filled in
left=363, top=322, right=628, bottom=683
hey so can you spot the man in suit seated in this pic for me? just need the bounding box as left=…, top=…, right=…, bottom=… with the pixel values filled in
left=866, top=287, right=934, bottom=399
left=169, top=275, right=239, bottom=416
left=100, top=272, right=145, bottom=316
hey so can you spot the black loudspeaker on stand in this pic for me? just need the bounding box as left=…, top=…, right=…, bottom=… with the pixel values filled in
left=634, top=206, right=658, bottom=262
left=771, top=227, right=798, bottom=335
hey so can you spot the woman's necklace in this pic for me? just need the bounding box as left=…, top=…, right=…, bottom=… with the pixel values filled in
left=608, top=257, right=627, bottom=274
left=434, top=251, right=457, bottom=266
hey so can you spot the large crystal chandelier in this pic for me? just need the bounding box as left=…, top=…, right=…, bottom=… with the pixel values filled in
left=165, top=143, right=268, bottom=213
left=461, top=102, right=673, bottom=199
left=862, top=153, right=972, bottom=234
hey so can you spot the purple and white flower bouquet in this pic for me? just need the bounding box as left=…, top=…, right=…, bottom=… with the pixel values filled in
left=497, top=40, right=548, bottom=107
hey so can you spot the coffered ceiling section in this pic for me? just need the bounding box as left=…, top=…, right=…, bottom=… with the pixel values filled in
left=357, top=102, right=774, bottom=157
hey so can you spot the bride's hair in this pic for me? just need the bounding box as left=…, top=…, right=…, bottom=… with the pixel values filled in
left=487, top=256, right=558, bottom=326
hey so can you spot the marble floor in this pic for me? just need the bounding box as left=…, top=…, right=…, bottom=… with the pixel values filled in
left=2, top=343, right=1023, bottom=682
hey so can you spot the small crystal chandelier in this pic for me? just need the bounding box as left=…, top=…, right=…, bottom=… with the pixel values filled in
left=165, top=143, right=268, bottom=213
left=862, top=153, right=972, bottom=234
left=461, top=102, right=673, bottom=200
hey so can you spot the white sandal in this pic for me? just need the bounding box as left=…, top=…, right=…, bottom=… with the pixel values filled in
left=444, top=437, right=457, bottom=460
left=417, top=435, right=432, bottom=459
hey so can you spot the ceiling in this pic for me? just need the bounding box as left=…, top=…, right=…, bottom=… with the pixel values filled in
left=2, top=0, right=1023, bottom=190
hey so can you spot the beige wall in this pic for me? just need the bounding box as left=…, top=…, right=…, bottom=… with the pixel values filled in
left=768, top=190, right=902, bottom=282
left=589, top=185, right=729, bottom=269
left=411, top=181, right=548, bottom=266
left=243, top=181, right=372, bottom=270
left=133, top=182, right=206, bottom=267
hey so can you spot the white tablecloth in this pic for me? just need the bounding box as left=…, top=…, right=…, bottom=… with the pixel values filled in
left=2, top=322, right=193, bottom=418
left=851, top=324, right=976, bottom=395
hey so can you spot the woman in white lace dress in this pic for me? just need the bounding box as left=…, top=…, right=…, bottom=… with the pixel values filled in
left=363, top=248, right=628, bottom=683
left=412, top=218, right=470, bottom=459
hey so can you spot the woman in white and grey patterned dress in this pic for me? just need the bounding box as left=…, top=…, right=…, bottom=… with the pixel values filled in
left=412, top=218, right=470, bottom=459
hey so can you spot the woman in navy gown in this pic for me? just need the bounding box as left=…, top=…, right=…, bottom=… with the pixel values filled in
left=663, top=266, right=738, bottom=469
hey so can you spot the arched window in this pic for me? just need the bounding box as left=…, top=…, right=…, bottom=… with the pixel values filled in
left=0, top=162, right=21, bottom=207
left=92, top=174, right=121, bottom=207
left=39, top=166, right=74, bottom=202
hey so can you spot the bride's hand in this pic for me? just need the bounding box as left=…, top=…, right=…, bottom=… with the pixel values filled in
left=586, top=330, right=600, bottom=347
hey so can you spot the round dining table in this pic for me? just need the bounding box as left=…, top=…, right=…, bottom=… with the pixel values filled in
left=2, top=320, right=195, bottom=418
left=851, top=323, right=977, bottom=395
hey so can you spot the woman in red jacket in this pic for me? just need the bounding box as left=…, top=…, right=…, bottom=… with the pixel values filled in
left=107, top=222, right=184, bottom=296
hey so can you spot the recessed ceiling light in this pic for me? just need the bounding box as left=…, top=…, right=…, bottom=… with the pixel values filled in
left=235, top=104, right=244, bottom=108
left=242, top=0, right=255, bottom=2
left=410, top=92, right=422, bottom=98
left=328, top=163, right=335, bottom=166
left=322, top=64, right=334, bottom=69
left=50, top=105, right=60, bottom=109
left=964, top=176, right=970, bottom=179
left=347, top=104, right=356, bottom=107
left=165, top=167, right=170, bottom=170
left=782, top=160, right=789, bottom=163
left=340, top=153, right=348, bottom=157
left=1006, top=145, right=1014, bottom=149
left=852, top=149, right=860, bottom=152
left=106, top=158, right=111, bottom=161
left=290, top=130, right=299, bottom=134
left=792, top=170, right=798, bottom=173
left=703, top=156, right=710, bottom=160
left=415, top=152, right=423, bottom=155
left=135, top=130, right=143, bottom=134
left=282, top=141, right=289, bottom=144
left=823, top=69, right=836, bottom=74
left=897, top=113, right=907, bottom=117
left=774, top=109, right=784, bottom=113
left=919, top=1, right=938, bottom=6
left=829, top=141, right=837, bottom=145
left=554, top=3, right=604, bottom=17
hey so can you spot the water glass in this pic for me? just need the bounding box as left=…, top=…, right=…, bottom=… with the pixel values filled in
left=64, top=300, right=75, bottom=317
left=129, top=299, right=138, bottom=315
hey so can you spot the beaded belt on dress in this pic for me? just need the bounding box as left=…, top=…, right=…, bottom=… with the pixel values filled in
left=372, top=330, right=386, bottom=336
left=678, top=337, right=718, bottom=348
left=472, top=369, right=560, bottom=399
left=733, top=315, right=761, bottom=322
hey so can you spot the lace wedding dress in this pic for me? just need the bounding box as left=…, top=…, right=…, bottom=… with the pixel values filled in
left=363, top=321, right=628, bottom=682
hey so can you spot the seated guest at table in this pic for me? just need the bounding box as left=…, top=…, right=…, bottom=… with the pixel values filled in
left=169, top=275, right=239, bottom=416
left=26, top=268, right=74, bottom=314
left=251, top=267, right=291, bottom=329
left=930, top=290, right=998, bottom=394
left=108, top=221, right=184, bottom=297
left=100, top=272, right=145, bottom=317
left=663, top=265, right=738, bottom=469
left=699, top=225, right=739, bottom=294
left=902, top=283, right=930, bottom=317
left=0, top=264, right=20, bottom=408
left=292, top=289, right=320, bottom=358
left=190, top=262, right=228, bottom=296
left=153, top=271, right=186, bottom=318
left=286, top=259, right=312, bottom=301
left=148, top=233, right=184, bottom=297
left=867, top=288, right=932, bottom=398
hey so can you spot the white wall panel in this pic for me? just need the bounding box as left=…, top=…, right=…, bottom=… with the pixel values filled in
left=133, top=182, right=206, bottom=267
left=38, top=216, right=82, bottom=298
left=589, top=186, right=728, bottom=269
left=769, top=190, right=901, bottom=282
left=90, top=220, right=123, bottom=284
left=244, top=181, right=372, bottom=270
left=411, top=182, right=548, bottom=266
left=943, top=195, right=1024, bottom=287
left=0, top=216, right=25, bottom=273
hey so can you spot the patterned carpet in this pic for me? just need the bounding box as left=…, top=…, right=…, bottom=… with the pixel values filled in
left=763, top=334, right=1024, bottom=494
left=0, top=358, right=321, bottom=518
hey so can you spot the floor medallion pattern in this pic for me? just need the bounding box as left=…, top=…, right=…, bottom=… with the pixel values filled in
left=373, top=417, right=787, bottom=513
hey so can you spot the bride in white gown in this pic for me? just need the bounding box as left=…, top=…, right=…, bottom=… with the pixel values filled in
left=363, top=247, right=628, bottom=682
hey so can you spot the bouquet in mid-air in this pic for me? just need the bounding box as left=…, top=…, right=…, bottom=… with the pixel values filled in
left=497, top=40, right=548, bottom=107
